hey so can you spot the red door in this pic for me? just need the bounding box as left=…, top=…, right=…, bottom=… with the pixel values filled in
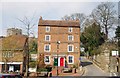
left=60, top=57, right=64, bottom=66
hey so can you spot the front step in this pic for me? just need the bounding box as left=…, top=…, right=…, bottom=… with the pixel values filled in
left=51, top=67, right=64, bottom=76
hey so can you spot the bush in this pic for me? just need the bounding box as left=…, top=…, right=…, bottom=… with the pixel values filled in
left=45, top=66, right=52, bottom=72
left=73, top=64, right=78, bottom=68
left=29, top=61, right=36, bottom=68
left=37, top=68, right=48, bottom=72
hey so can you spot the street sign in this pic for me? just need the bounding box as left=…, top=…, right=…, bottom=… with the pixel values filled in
left=81, top=47, right=85, bottom=52
left=112, top=51, right=119, bottom=56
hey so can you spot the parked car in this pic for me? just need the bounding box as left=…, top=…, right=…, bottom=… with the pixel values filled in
left=0, top=74, right=22, bottom=78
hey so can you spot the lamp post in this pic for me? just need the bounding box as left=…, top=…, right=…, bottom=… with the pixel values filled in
left=57, top=41, right=60, bottom=76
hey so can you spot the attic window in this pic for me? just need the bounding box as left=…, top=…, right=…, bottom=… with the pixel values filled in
left=46, top=26, right=50, bottom=32
left=68, top=27, right=73, bottom=32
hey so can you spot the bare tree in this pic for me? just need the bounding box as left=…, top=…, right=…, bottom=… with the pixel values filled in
left=61, top=15, right=71, bottom=21
left=62, top=13, right=86, bottom=32
left=91, top=2, right=117, bottom=40
left=17, top=16, right=36, bottom=77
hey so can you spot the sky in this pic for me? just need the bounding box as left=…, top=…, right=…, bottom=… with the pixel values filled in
left=0, top=0, right=119, bottom=38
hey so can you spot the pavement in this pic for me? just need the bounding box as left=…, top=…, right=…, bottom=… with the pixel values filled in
left=50, top=66, right=85, bottom=77
left=58, top=68, right=85, bottom=76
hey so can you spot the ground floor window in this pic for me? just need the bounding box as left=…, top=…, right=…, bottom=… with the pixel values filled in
left=14, top=65, right=20, bottom=72
left=68, top=55, right=74, bottom=64
left=44, top=56, right=50, bottom=64
left=2, top=64, right=20, bottom=72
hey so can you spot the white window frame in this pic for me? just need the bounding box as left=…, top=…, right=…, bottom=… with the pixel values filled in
left=68, top=45, right=74, bottom=52
left=68, top=35, right=74, bottom=41
left=68, top=55, right=74, bottom=64
left=46, top=26, right=50, bottom=32
left=44, top=55, right=50, bottom=64
left=8, top=52, right=14, bottom=57
left=68, top=27, right=73, bottom=32
left=45, top=35, right=51, bottom=41
left=44, top=44, right=51, bottom=52
left=2, top=51, right=14, bottom=58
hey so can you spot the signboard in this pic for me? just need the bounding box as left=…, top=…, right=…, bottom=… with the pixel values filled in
left=81, top=47, right=85, bottom=52
left=112, top=51, right=119, bottom=56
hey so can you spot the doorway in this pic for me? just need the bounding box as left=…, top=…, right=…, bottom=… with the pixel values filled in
left=60, top=57, right=64, bottom=66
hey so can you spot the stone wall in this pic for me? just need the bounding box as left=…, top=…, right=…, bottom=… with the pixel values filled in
left=93, top=52, right=110, bottom=72
left=93, top=42, right=118, bottom=73
left=109, top=57, right=118, bottom=73
left=118, top=58, right=120, bottom=76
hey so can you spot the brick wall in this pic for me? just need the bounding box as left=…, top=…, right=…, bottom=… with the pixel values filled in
left=0, top=64, right=2, bottom=73
left=20, top=64, right=22, bottom=73
left=38, top=26, right=80, bottom=53
left=0, top=51, right=2, bottom=62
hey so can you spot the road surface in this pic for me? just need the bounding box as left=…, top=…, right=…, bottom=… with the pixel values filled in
left=81, top=57, right=110, bottom=76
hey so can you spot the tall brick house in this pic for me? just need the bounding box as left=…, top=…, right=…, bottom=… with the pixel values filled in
left=38, top=17, right=80, bottom=68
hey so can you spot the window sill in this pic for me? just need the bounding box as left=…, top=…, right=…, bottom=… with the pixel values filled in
left=68, top=63, right=74, bottom=64
left=68, top=51, right=74, bottom=52
left=45, top=62, right=50, bottom=64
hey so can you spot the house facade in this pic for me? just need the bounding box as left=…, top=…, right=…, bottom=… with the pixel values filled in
left=38, top=17, right=80, bottom=68
left=0, top=35, right=28, bottom=73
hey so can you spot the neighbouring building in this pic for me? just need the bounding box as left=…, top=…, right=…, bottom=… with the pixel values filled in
left=38, top=17, right=80, bottom=68
left=7, top=28, right=22, bottom=36
left=0, top=35, right=28, bottom=73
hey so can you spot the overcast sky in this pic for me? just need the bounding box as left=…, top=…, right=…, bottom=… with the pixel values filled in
left=0, top=0, right=119, bottom=38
